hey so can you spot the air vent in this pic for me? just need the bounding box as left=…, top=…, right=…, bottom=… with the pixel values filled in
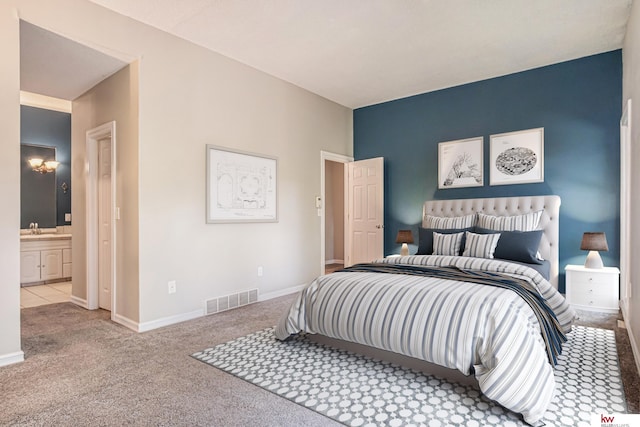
left=205, top=298, right=218, bottom=315
left=204, top=288, right=259, bottom=315
left=249, top=289, right=258, bottom=304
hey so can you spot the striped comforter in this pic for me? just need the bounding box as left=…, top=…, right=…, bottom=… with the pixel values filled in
left=275, top=255, right=576, bottom=425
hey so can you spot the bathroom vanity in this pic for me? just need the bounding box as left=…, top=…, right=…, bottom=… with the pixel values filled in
left=20, top=233, right=71, bottom=285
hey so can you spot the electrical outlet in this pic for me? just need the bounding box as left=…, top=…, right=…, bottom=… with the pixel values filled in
left=257, top=266, right=263, bottom=277
left=168, top=280, right=176, bottom=294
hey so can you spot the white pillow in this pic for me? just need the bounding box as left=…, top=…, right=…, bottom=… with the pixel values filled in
left=477, top=210, right=542, bottom=232
left=432, top=231, right=464, bottom=256
left=462, top=231, right=501, bottom=259
left=425, top=213, right=476, bottom=229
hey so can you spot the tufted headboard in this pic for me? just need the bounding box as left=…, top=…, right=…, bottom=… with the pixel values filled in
left=422, top=195, right=561, bottom=288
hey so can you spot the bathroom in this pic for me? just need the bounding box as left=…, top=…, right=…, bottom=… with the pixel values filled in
left=19, top=100, right=72, bottom=308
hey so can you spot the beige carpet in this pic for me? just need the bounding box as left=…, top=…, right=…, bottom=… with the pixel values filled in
left=1, top=296, right=638, bottom=426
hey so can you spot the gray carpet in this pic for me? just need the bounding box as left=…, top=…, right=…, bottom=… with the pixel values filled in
left=1, top=296, right=638, bottom=426
left=193, top=326, right=625, bottom=426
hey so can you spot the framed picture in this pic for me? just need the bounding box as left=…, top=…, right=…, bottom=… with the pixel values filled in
left=206, top=145, right=278, bottom=223
left=490, top=128, right=544, bottom=186
left=438, top=137, right=484, bottom=189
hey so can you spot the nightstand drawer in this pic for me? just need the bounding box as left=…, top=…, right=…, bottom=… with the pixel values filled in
left=569, top=291, right=618, bottom=309
left=570, top=284, right=614, bottom=300
left=567, top=270, right=614, bottom=287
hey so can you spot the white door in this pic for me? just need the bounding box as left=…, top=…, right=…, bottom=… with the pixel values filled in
left=620, top=99, right=632, bottom=311
left=41, top=249, right=63, bottom=281
left=98, top=138, right=112, bottom=311
left=20, top=251, right=41, bottom=283
left=346, top=157, right=384, bottom=266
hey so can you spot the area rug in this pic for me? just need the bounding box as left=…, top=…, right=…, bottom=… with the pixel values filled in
left=192, top=326, right=626, bottom=426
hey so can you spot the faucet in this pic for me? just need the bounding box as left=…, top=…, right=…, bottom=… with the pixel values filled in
left=29, top=222, right=41, bottom=234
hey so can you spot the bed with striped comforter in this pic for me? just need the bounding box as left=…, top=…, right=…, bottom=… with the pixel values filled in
left=275, top=255, right=576, bottom=425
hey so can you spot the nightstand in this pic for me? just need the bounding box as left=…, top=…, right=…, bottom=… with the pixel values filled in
left=565, top=265, right=620, bottom=313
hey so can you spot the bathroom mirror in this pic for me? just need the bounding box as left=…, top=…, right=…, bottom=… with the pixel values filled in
left=20, top=144, right=56, bottom=229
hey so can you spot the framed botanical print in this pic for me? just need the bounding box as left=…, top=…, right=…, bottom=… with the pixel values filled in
left=438, top=137, right=484, bottom=189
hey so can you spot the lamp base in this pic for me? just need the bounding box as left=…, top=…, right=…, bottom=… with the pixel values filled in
left=400, top=243, right=409, bottom=256
left=584, top=250, right=604, bottom=269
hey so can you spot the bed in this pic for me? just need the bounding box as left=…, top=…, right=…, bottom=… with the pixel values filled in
left=275, top=195, right=575, bottom=425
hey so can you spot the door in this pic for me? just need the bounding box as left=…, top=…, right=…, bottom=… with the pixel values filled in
left=86, top=121, right=116, bottom=313
left=41, top=249, right=63, bottom=281
left=98, top=138, right=112, bottom=311
left=620, top=99, right=632, bottom=311
left=20, top=251, right=41, bottom=283
left=346, top=157, right=384, bottom=266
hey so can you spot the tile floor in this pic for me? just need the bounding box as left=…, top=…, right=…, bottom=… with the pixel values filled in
left=20, top=282, right=72, bottom=309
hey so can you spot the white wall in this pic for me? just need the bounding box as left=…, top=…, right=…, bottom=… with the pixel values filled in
left=622, top=0, right=640, bottom=374
left=72, top=63, right=140, bottom=322
left=0, top=0, right=352, bottom=358
left=131, top=16, right=352, bottom=325
left=0, top=7, right=23, bottom=366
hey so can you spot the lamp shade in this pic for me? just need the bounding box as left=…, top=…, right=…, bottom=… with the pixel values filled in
left=395, top=230, right=414, bottom=244
left=580, top=232, right=608, bottom=252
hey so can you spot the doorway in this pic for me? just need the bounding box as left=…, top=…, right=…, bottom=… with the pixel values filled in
left=324, top=160, right=345, bottom=274
left=86, top=122, right=116, bottom=313
left=320, top=152, right=352, bottom=274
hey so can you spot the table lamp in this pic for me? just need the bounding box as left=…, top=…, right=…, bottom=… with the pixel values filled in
left=396, top=230, right=414, bottom=256
left=580, top=232, right=608, bottom=269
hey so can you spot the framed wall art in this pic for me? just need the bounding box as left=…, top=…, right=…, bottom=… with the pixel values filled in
left=490, top=127, right=544, bottom=186
left=438, top=136, right=484, bottom=189
left=206, top=145, right=278, bottom=223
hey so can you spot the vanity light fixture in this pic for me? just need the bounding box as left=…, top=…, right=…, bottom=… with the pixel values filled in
left=29, top=158, right=59, bottom=174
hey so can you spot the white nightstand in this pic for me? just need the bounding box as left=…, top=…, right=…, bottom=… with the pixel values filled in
left=565, top=265, right=620, bottom=313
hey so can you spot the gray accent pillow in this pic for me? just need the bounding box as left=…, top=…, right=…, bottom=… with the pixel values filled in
left=474, top=227, right=544, bottom=264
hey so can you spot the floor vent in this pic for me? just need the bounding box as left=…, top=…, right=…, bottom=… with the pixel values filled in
left=205, top=288, right=259, bottom=316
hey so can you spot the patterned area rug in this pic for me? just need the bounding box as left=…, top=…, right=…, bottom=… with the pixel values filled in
left=192, top=326, right=626, bottom=426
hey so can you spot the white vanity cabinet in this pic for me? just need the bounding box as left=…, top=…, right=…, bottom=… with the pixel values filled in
left=20, top=236, right=71, bottom=284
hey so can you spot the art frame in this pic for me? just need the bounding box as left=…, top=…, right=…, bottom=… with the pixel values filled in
left=490, top=127, right=544, bottom=186
left=206, top=145, right=278, bottom=223
left=438, top=136, right=484, bottom=189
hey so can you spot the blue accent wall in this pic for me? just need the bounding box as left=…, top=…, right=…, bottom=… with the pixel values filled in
left=20, top=105, right=71, bottom=227
left=354, top=51, right=622, bottom=292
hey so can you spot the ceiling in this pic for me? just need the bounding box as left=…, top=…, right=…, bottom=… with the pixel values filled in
left=20, top=21, right=128, bottom=100
left=24, top=1, right=633, bottom=108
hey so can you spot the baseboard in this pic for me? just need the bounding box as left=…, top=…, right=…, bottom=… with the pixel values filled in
left=259, top=283, right=307, bottom=302
left=0, top=351, right=25, bottom=367
left=77, top=283, right=305, bottom=334
left=137, top=309, right=204, bottom=333
left=620, top=303, right=640, bottom=376
left=325, top=259, right=344, bottom=265
left=112, top=313, right=140, bottom=332
left=70, top=295, right=89, bottom=309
